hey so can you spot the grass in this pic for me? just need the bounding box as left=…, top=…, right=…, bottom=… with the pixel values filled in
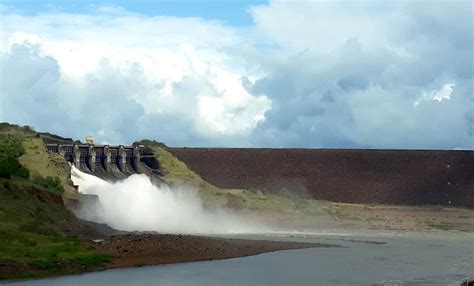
left=18, top=138, right=78, bottom=200
left=139, top=140, right=214, bottom=187
left=0, top=123, right=110, bottom=280
left=0, top=123, right=77, bottom=199
left=31, top=175, right=64, bottom=195
left=423, top=220, right=474, bottom=231
left=0, top=176, right=111, bottom=280
left=0, top=230, right=105, bottom=264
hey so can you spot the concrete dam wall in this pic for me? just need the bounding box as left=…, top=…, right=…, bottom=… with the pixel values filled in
left=46, top=143, right=162, bottom=180
left=170, top=148, right=474, bottom=209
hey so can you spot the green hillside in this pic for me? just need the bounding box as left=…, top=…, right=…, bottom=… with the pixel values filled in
left=0, top=123, right=110, bottom=280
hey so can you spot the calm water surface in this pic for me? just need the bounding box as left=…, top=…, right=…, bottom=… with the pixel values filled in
left=4, top=229, right=473, bottom=286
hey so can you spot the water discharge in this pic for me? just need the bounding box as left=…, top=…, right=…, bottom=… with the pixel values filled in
left=71, top=166, right=263, bottom=235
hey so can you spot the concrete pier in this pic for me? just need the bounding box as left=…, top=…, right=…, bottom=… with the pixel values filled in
left=73, top=144, right=81, bottom=168
left=118, top=145, right=127, bottom=172
left=133, top=145, right=141, bottom=170
left=103, top=145, right=112, bottom=172
left=88, top=145, right=96, bottom=172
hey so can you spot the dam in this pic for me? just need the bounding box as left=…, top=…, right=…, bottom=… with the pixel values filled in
left=43, top=134, right=474, bottom=208
left=45, top=143, right=161, bottom=180
left=171, top=148, right=474, bottom=209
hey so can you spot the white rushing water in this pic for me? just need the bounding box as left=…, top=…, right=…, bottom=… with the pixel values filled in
left=71, top=166, right=262, bottom=235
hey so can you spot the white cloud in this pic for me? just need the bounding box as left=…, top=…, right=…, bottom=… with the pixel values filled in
left=0, top=8, right=270, bottom=145
left=431, top=84, right=454, bottom=102
left=414, top=83, right=455, bottom=108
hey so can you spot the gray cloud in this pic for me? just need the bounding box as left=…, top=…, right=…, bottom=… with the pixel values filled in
left=244, top=0, right=473, bottom=149
left=0, top=43, right=145, bottom=143
left=0, top=43, right=61, bottom=124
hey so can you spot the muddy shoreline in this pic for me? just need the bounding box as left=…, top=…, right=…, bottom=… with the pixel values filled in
left=0, top=231, right=335, bottom=282
left=74, top=221, right=337, bottom=273
left=93, top=233, right=336, bottom=270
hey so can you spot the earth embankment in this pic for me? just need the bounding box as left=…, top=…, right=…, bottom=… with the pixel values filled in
left=170, top=148, right=474, bottom=208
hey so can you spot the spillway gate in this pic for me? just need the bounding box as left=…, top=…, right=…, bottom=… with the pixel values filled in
left=46, top=143, right=143, bottom=173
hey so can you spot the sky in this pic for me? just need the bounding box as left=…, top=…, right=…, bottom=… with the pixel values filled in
left=0, top=0, right=472, bottom=149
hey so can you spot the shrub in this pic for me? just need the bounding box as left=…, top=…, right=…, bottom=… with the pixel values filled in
left=75, top=254, right=112, bottom=266
left=0, top=135, right=29, bottom=179
left=32, top=176, right=64, bottom=194
left=0, top=157, right=30, bottom=179
left=225, top=193, right=245, bottom=209
left=32, top=260, right=60, bottom=270
left=0, top=135, right=25, bottom=158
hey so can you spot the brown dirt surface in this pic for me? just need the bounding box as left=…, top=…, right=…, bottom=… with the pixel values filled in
left=235, top=203, right=474, bottom=232
left=170, top=148, right=474, bottom=208
left=94, top=233, right=335, bottom=268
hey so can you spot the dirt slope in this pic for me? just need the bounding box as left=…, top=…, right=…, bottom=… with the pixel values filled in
left=170, top=148, right=474, bottom=208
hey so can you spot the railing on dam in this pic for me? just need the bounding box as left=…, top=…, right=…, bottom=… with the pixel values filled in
left=46, top=143, right=143, bottom=173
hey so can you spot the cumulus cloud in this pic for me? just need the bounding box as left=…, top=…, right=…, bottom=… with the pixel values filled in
left=0, top=1, right=472, bottom=149
left=246, top=0, right=473, bottom=149
left=0, top=8, right=270, bottom=145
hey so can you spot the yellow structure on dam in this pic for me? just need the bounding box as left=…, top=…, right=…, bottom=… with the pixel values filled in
left=86, top=136, right=94, bottom=144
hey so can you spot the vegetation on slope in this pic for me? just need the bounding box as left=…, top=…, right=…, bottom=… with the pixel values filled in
left=138, top=140, right=331, bottom=216
left=0, top=135, right=29, bottom=179
left=18, top=137, right=78, bottom=200
left=0, top=123, right=110, bottom=280
left=0, top=123, right=75, bottom=199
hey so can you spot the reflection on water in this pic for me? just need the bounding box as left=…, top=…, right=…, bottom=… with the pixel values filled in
left=3, top=230, right=473, bottom=286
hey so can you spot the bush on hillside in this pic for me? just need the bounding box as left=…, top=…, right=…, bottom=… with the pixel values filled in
left=0, top=135, right=29, bottom=179
left=0, top=157, right=30, bottom=179
left=0, top=135, right=24, bottom=158
left=225, top=193, right=246, bottom=209
left=32, top=175, right=64, bottom=194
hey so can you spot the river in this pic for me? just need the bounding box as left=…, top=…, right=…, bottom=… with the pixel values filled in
left=4, top=229, right=473, bottom=285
